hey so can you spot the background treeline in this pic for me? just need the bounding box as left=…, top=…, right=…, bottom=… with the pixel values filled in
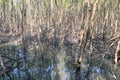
left=0, top=0, right=120, bottom=80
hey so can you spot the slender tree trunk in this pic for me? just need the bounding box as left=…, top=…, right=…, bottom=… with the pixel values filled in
left=3, top=0, right=5, bottom=22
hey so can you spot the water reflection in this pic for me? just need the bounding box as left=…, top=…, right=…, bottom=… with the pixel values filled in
left=15, top=50, right=24, bottom=59
left=10, top=49, right=107, bottom=80
left=92, top=66, right=104, bottom=74
left=11, top=62, right=106, bottom=80
left=28, top=68, right=39, bottom=75
left=56, top=50, right=71, bottom=80
left=12, top=68, right=26, bottom=78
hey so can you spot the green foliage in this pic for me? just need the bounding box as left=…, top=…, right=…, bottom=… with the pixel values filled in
left=78, top=0, right=83, bottom=11
left=62, top=0, right=67, bottom=10
left=99, top=0, right=105, bottom=5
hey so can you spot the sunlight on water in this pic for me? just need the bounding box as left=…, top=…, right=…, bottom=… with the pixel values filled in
left=12, top=68, right=26, bottom=78
left=57, top=50, right=70, bottom=80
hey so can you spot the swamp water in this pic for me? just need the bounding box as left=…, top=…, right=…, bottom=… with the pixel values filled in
left=9, top=48, right=106, bottom=80
left=1, top=44, right=120, bottom=80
